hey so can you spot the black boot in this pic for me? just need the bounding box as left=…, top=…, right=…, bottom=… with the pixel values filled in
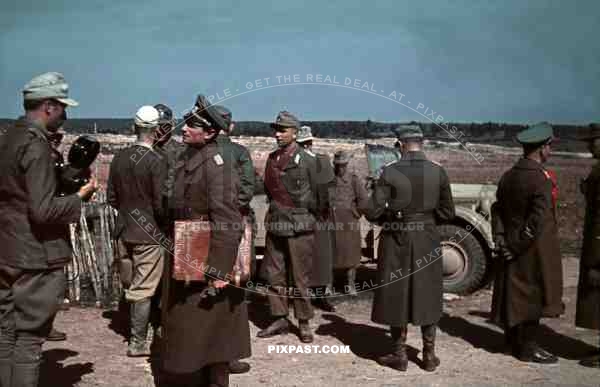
left=228, top=359, right=250, bottom=374
left=421, top=324, right=440, bottom=372
left=47, top=328, right=67, bottom=341
left=208, top=362, right=229, bottom=387
left=257, top=317, right=289, bottom=338
left=378, top=326, right=408, bottom=371
left=127, top=298, right=151, bottom=357
left=515, top=321, right=557, bottom=364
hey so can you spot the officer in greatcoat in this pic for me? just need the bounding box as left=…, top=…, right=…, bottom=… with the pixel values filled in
left=365, top=125, right=455, bottom=372
left=331, top=150, right=369, bottom=296
left=160, top=97, right=251, bottom=387
left=491, top=122, right=564, bottom=364
left=257, top=112, right=322, bottom=343
left=296, top=126, right=337, bottom=312
left=576, top=123, right=600, bottom=368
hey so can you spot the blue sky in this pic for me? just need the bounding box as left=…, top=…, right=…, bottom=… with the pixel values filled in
left=1, top=0, right=598, bottom=124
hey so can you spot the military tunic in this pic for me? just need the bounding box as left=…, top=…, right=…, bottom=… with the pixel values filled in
left=332, top=169, right=369, bottom=269
left=260, top=143, right=322, bottom=320
left=491, top=158, right=563, bottom=329
left=160, top=141, right=251, bottom=374
left=576, top=161, right=600, bottom=330
left=366, top=151, right=455, bottom=326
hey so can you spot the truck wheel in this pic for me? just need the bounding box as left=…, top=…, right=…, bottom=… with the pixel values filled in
left=437, top=224, right=487, bottom=295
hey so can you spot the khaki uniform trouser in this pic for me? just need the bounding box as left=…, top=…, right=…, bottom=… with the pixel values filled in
left=123, top=243, right=164, bottom=302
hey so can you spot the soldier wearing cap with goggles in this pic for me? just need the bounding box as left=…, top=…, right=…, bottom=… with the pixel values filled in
left=0, top=72, right=97, bottom=387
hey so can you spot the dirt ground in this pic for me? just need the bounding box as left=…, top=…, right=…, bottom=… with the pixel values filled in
left=43, top=256, right=599, bottom=387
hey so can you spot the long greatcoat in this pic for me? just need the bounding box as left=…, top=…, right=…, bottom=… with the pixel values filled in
left=160, top=141, right=251, bottom=374
left=332, top=168, right=369, bottom=269
left=310, top=152, right=336, bottom=287
left=491, top=158, right=563, bottom=329
left=576, top=160, right=600, bottom=330
left=366, top=151, right=455, bottom=326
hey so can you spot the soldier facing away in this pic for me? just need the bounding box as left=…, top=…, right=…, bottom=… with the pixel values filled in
left=365, top=125, right=455, bottom=372
left=0, top=72, right=97, bottom=387
left=576, top=123, right=600, bottom=368
left=107, top=106, right=167, bottom=357
left=491, top=122, right=564, bottom=364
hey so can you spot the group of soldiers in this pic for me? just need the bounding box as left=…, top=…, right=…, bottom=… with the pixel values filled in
left=1, top=72, right=600, bottom=387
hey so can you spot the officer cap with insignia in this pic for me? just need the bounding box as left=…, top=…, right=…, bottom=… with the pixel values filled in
left=183, top=95, right=228, bottom=131
left=333, top=150, right=351, bottom=164
left=516, top=122, right=554, bottom=146
left=297, top=125, right=314, bottom=143
left=270, top=111, right=300, bottom=130
left=393, top=124, right=423, bottom=141
left=23, top=72, right=78, bottom=107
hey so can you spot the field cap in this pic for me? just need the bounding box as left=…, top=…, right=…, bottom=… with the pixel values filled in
left=23, top=72, right=78, bottom=106
left=270, top=111, right=300, bottom=130
left=297, top=126, right=314, bottom=143
left=333, top=150, right=351, bottom=164
left=394, top=124, right=423, bottom=140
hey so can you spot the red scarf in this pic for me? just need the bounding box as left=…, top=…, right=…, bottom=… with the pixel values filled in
left=543, top=168, right=559, bottom=209
left=264, top=143, right=297, bottom=208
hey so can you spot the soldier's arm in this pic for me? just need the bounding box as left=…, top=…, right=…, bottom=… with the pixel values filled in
left=364, top=168, right=391, bottom=222
left=237, top=145, right=255, bottom=211
left=352, top=173, right=370, bottom=216
left=435, top=167, right=455, bottom=222
left=522, top=173, right=553, bottom=243
left=206, top=160, right=243, bottom=281
left=21, top=138, right=81, bottom=224
left=151, top=155, right=168, bottom=228
left=107, top=153, right=119, bottom=209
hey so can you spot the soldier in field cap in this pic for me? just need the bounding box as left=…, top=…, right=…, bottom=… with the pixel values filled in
left=258, top=111, right=324, bottom=343
left=0, top=72, right=96, bottom=387
left=491, top=122, right=563, bottom=364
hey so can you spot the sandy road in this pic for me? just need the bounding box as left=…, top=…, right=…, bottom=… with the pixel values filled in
left=42, top=256, right=599, bottom=387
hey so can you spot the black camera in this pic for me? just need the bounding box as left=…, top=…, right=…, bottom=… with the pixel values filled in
left=55, top=136, right=100, bottom=196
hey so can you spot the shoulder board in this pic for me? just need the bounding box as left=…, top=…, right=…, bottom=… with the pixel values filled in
left=294, top=153, right=301, bottom=164
left=213, top=154, right=224, bottom=166
left=430, top=160, right=442, bottom=167
left=304, top=149, right=315, bottom=157
left=384, top=161, right=395, bottom=167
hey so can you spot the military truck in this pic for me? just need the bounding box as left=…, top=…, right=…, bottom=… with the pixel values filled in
left=250, top=144, right=497, bottom=295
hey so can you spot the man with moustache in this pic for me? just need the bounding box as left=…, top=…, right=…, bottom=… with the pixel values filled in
left=491, top=123, right=563, bottom=364
left=257, top=112, right=322, bottom=343
left=0, top=72, right=97, bottom=387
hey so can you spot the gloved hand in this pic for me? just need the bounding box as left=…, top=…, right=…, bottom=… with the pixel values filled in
left=494, top=235, right=514, bottom=261
left=587, top=268, right=600, bottom=288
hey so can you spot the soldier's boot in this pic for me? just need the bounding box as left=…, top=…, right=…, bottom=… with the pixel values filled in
left=257, top=317, right=289, bottom=338
left=347, top=268, right=357, bottom=297
left=127, top=298, right=151, bottom=357
left=378, top=326, right=408, bottom=371
left=421, top=324, right=440, bottom=372
left=208, top=362, right=229, bottom=387
left=298, top=319, right=314, bottom=343
left=228, top=359, right=251, bottom=374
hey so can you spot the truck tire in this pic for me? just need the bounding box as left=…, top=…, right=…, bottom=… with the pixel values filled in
left=437, top=224, right=487, bottom=295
